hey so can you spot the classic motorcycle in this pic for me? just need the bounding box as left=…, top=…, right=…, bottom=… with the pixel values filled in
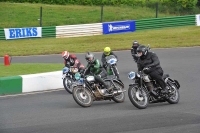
left=127, top=70, right=180, bottom=109
left=72, top=66, right=126, bottom=107
left=62, top=67, right=80, bottom=94
left=104, top=55, right=120, bottom=79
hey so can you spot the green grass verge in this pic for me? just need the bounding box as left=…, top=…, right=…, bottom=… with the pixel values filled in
left=0, top=2, right=177, bottom=28
left=0, top=63, right=63, bottom=77
left=0, top=26, right=200, bottom=57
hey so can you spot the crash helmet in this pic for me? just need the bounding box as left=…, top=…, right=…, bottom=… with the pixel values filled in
left=132, top=40, right=139, bottom=48
left=61, top=51, right=70, bottom=59
left=136, top=45, right=148, bottom=57
left=104, top=47, right=111, bottom=56
left=85, top=52, right=95, bottom=63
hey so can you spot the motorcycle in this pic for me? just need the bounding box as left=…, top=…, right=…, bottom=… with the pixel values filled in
left=62, top=67, right=80, bottom=94
left=72, top=66, right=126, bottom=107
left=127, top=70, right=180, bottom=109
left=104, top=55, right=120, bottom=80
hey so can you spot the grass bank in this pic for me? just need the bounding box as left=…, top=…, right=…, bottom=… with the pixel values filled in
left=0, top=63, right=63, bottom=77
left=0, top=26, right=200, bottom=57
left=0, top=2, right=177, bottom=28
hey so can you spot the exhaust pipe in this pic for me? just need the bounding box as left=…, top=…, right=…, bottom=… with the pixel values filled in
left=113, top=90, right=126, bottom=95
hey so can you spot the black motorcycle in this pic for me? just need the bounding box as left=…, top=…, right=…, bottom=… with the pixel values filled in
left=62, top=67, right=80, bottom=94
left=127, top=70, right=180, bottom=109
left=72, top=66, right=126, bottom=107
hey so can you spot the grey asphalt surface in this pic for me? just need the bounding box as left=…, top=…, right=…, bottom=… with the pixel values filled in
left=0, top=47, right=200, bottom=133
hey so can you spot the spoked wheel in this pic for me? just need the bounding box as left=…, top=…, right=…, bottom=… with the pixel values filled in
left=63, top=77, right=73, bottom=94
left=72, top=86, right=93, bottom=107
left=167, top=83, right=180, bottom=104
left=112, top=81, right=125, bottom=103
left=128, top=85, right=149, bottom=109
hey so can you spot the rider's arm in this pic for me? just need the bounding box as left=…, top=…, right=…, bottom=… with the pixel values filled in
left=65, top=61, right=71, bottom=68
left=111, top=51, right=118, bottom=60
left=101, top=53, right=106, bottom=65
left=137, top=64, right=142, bottom=71
left=93, top=60, right=101, bottom=75
left=146, top=53, right=160, bottom=68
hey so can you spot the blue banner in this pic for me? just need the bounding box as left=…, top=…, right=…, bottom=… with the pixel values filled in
left=103, top=20, right=135, bottom=34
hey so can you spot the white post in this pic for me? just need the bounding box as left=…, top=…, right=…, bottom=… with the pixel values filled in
left=196, top=14, right=200, bottom=26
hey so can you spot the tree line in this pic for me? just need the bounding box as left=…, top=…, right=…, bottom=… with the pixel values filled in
left=1, top=0, right=200, bottom=10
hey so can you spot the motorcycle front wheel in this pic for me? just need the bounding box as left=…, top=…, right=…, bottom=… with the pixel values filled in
left=167, top=83, right=180, bottom=104
left=63, top=77, right=73, bottom=94
left=111, top=81, right=125, bottom=103
left=72, top=86, right=93, bottom=107
left=128, top=85, right=149, bottom=109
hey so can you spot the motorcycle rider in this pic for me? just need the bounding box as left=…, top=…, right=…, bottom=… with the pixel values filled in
left=62, top=51, right=85, bottom=73
left=136, top=45, right=168, bottom=96
left=85, top=52, right=113, bottom=92
left=131, top=40, right=140, bottom=63
left=101, top=47, right=120, bottom=80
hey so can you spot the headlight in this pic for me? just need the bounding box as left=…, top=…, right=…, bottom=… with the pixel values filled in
left=71, top=67, right=78, bottom=73
left=128, top=71, right=135, bottom=80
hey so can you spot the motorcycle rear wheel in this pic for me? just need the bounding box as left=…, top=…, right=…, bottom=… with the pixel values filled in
left=128, top=85, right=149, bottom=109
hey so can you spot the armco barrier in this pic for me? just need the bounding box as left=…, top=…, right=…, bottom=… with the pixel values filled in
left=21, top=71, right=63, bottom=93
left=0, top=71, right=63, bottom=95
left=136, top=15, right=195, bottom=31
left=56, top=23, right=102, bottom=38
left=42, top=26, right=56, bottom=38
left=0, top=28, right=5, bottom=40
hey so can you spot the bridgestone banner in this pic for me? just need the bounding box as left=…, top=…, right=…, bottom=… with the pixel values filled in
left=4, top=27, right=42, bottom=40
left=196, top=14, right=200, bottom=26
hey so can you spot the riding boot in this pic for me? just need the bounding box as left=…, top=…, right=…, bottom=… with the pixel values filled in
left=96, top=76, right=113, bottom=93
left=146, top=82, right=158, bottom=98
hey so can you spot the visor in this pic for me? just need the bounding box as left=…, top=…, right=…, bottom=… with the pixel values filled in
left=104, top=51, right=110, bottom=55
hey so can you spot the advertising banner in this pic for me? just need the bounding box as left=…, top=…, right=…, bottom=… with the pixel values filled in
left=4, top=27, right=42, bottom=40
left=196, top=14, right=200, bottom=26
left=103, top=20, right=135, bottom=34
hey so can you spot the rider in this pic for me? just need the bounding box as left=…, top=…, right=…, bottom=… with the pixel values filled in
left=136, top=45, right=168, bottom=96
left=131, top=40, right=140, bottom=63
left=61, top=51, right=85, bottom=73
left=85, top=52, right=113, bottom=92
left=101, top=47, right=120, bottom=79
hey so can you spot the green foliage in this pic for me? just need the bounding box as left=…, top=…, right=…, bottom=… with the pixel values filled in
left=169, top=0, right=198, bottom=9
left=1, top=0, right=198, bottom=9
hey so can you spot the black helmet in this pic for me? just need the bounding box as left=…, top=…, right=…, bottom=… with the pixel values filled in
left=136, top=45, right=148, bottom=57
left=132, top=40, right=139, bottom=48
left=85, top=52, right=95, bottom=63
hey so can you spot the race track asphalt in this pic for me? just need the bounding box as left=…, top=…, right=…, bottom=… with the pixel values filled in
left=0, top=47, right=200, bottom=133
